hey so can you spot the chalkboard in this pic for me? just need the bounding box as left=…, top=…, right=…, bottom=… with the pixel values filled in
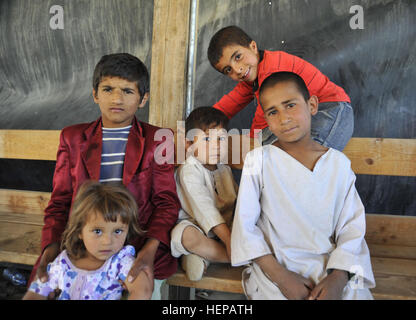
left=0, top=0, right=414, bottom=215
left=193, top=0, right=416, bottom=215
left=0, top=0, right=154, bottom=192
left=0, top=0, right=154, bottom=129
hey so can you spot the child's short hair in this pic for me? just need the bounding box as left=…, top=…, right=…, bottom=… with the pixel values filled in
left=61, top=181, right=144, bottom=259
left=259, top=72, right=311, bottom=105
left=185, top=107, right=229, bottom=136
left=208, top=26, right=253, bottom=68
left=93, top=53, right=149, bottom=102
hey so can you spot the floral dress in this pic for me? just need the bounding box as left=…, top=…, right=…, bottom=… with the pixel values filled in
left=29, top=245, right=135, bottom=300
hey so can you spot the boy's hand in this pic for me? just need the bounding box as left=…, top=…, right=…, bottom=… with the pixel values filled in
left=255, top=254, right=314, bottom=300
left=127, top=238, right=159, bottom=284
left=308, top=269, right=349, bottom=300
left=36, top=242, right=60, bottom=283
left=276, top=269, right=314, bottom=300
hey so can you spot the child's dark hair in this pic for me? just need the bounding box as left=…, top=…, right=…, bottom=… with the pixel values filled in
left=207, top=26, right=253, bottom=68
left=185, top=107, right=229, bottom=135
left=259, top=72, right=311, bottom=105
left=61, top=181, right=144, bottom=259
left=93, top=53, right=149, bottom=102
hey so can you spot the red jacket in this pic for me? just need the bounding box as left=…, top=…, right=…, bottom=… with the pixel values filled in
left=29, top=117, right=180, bottom=283
left=214, top=50, right=351, bottom=137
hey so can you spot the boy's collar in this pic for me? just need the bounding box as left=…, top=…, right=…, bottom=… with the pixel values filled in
left=253, top=50, right=265, bottom=93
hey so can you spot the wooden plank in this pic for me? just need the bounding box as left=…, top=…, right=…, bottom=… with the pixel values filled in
left=0, top=211, right=44, bottom=226
left=0, top=220, right=41, bottom=265
left=370, top=274, right=416, bottom=300
left=368, top=243, right=416, bottom=260
left=167, top=263, right=245, bottom=294
left=365, top=214, right=416, bottom=247
left=0, top=129, right=415, bottom=178
left=343, top=138, right=416, bottom=176
left=0, top=189, right=51, bottom=215
left=0, top=250, right=39, bottom=266
left=371, top=257, right=416, bottom=277
left=148, top=0, right=191, bottom=129
left=0, top=130, right=60, bottom=160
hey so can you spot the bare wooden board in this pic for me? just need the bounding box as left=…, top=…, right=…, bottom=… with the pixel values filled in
left=343, top=138, right=416, bottom=177
left=0, top=189, right=51, bottom=215
left=0, top=130, right=60, bottom=160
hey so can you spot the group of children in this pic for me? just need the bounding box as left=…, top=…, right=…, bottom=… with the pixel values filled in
left=23, top=26, right=375, bottom=300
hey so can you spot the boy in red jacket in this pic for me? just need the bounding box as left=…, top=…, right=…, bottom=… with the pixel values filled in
left=208, top=25, right=353, bottom=150
left=29, top=53, right=180, bottom=299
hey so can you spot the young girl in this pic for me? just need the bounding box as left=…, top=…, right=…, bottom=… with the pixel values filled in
left=23, top=181, right=148, bottom=300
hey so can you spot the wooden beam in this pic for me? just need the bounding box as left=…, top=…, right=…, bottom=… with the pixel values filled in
left=0, top=189, right=51, bottom=215
left=365, top=214, right=416, bottom=247
left=0, top=130, right=60, bottom=160
left=148, top=0, right=192, bottom=129
left=343, top=138, right=416, bottom=177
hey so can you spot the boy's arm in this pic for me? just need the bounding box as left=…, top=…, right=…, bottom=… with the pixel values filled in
left=41, top=129, right=73, bottom=249
left=326, top=170, right=375, bottom=289
left=230, top=150, right=271, bottom=266
left=212, top=223, right=231, bottom=258
left=22, top=291, right=47, bottom=300
left=144, top=134, right=180, bottom=248
left=37, top=130, right=73, bottom=282
left=213, top=81, right=254, bottom=119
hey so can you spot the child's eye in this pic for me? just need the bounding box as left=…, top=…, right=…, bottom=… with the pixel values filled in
left=93, top=229, right=102, bottom=235
left=114, top=229, right=124, bottom=235
left=287, top=103, right=296, bottom=108
left=235, top=53, right=241, bottom=61
left=203, top=137, right=211, bottom=142
left=224, top=67, right=231, bottom=75
left=218, top=136, right=226, bottom=141
left=268, top=110, right=277, bottom=116
left=103, top=88, right=111, bottom=92
left=123, top=89, right=133, bottom=94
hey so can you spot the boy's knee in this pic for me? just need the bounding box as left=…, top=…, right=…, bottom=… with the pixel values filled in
left=181, top=226, right=203, bottom=252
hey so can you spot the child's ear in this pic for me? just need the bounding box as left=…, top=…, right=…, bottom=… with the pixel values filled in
left=308, top=95, right=319, bottom=115
left=249, top=40, right=258, bottom=54
left=92, top=89, right=99, bottom=104
left=138, top=92, right=149, bottom=109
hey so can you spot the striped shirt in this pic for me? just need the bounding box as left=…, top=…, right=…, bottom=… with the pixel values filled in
left=99, top=125, right=132, bottom=183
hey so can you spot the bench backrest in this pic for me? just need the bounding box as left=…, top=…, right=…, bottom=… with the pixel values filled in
left=0, top=130, right=415, bottom=265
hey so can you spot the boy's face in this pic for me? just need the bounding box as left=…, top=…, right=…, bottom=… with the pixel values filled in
left=214, top=40, right=260, bottom=83
left=186, top=125, right=228, bottom=168
left=93, top=76, right=148, bottom=128
left=261, top=81, right=318, bottom=145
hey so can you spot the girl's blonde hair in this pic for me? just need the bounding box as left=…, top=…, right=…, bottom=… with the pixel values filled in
left=61, top=181, right=144, bottom=259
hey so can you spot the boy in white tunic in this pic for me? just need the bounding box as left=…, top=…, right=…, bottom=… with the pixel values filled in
left=231, top=72, right=375, bottom=300
left=171, top=107, right=238, bottom=281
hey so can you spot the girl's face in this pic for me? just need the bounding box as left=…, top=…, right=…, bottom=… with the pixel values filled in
left=79, top=212, right=128, bottom=263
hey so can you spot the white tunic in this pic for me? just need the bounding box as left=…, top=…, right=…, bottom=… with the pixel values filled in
left=175, top=156, right=238, bottom=236
left=231, top=145, right=375, bottom=300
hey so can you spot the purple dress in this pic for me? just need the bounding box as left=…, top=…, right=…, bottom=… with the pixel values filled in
left=29, top=245, right=135, bottom=300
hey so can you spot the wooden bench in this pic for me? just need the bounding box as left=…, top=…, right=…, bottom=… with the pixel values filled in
left=0, top=130, right=415, bottom=299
